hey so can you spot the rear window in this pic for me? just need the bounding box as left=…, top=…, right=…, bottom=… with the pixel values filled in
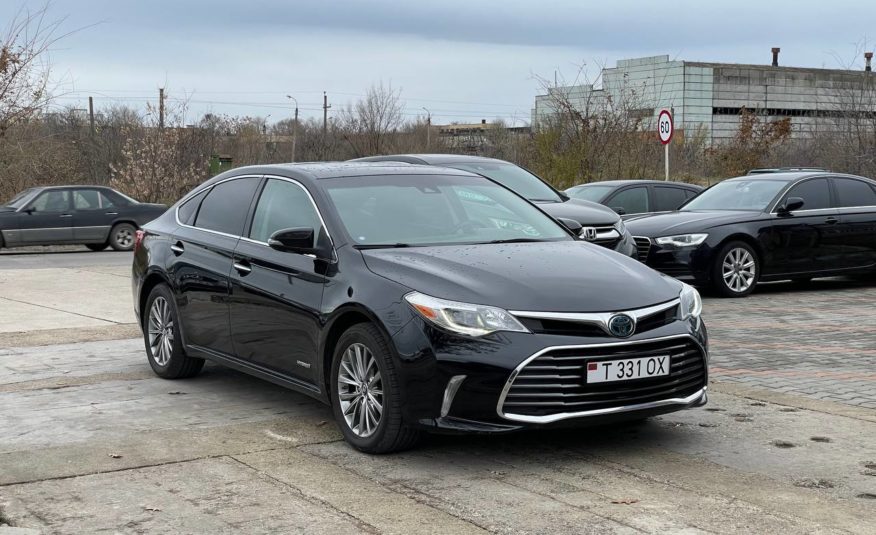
left=834, top=178, right=876, bottom=208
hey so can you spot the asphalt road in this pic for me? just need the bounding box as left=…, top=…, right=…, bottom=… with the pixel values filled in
left=1, top=252, right=875, bottom=534
left=0, top=247, right=132, bottom=269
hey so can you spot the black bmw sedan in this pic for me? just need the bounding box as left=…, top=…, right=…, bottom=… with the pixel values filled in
left=1, top=186, right=167, bottom=251
left=132, top=163, right=709, bottom=453
left=626, top=172, right=876, bottom=297
left=351, top=154, right=638, bottom=258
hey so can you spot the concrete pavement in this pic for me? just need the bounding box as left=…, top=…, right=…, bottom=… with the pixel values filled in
left=1, top=253, right=875, bottom=533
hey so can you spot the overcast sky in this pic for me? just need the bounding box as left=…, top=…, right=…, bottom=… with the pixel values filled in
left=5, top=0, right=873, bottom=125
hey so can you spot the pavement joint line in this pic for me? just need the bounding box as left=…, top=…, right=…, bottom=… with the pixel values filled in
left=710, top=381, right=876, bottom=423
left=0, top=295, right=120, bottom=326
left=75, top=267, right=131, bottom=279
left=226, top=455, right=383, bottom=535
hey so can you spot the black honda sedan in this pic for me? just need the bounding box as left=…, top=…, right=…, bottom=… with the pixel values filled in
left=352, top=154, right=638, bottom=258
left=626, top=172, right=876, bottom=297
left=132, top=163, right=708, bottom=453
left=0, top=186, right=167, bottom=251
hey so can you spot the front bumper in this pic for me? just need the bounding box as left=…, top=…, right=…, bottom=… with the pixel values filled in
left=636, top=238, right=714, bottom=285
left=390, top=313, right=709, bottom=433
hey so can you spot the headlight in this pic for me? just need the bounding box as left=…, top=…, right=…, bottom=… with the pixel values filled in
left=655, top=233, right=708, bottom=247
left=679, top=283, right=703, bottom=322
left=404, top=291, right=530, bottom=337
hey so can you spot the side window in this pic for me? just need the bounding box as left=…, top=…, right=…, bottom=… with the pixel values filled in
left=684, top=189, right=699, bottom=199
left=177, top=190, right=208, bottom=225
left=29, top=190, right=71, bottom=213
left=606, top=186, right=649, bottom=214
left=99, top=191, right=117, bottom=208
left=194, top=177, right=261, bottom=235
left=250, top=179, right=321, bottom=244
left=653, top=187, right=689, bottom=212
left=784, top=178, right=831, bottom=210
left=73, top=189, right=100, bottom=210
left=834, top=178, right=876, bottom=208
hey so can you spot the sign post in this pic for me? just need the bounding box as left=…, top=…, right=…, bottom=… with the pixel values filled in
left=657, top=109, right=673, bottom=181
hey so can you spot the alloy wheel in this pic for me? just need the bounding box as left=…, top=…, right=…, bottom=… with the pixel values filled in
left=337, top=342, right=383, bottom=438
left=147, top=296, right=174, bottom=366
left=115, top=227, right=134, bottom=248
left=722, top=247, right=756, bottom=293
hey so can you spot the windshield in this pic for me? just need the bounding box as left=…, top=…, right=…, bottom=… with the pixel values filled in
left=324, top=174, right=571, bottom=247
left=4, top=188, right=36, bottom=209
left=443, top=162, right=562, bottom=202
left=682, top=179, right=786, bottom=211
left=566, top=185, right=614, bottom=202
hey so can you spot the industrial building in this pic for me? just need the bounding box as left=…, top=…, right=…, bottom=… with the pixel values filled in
left=532, top=50, right=875, bottom=144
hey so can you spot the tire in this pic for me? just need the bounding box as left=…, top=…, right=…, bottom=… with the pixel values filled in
left=143, top=284, right=204, bottom=379
left=86, top=243, right=109, bottom=252
left=330, top=323, right=420, bottom=454
left=712, top=241, right=759, bottom=297
left=109, top=222, right=137, bottom=251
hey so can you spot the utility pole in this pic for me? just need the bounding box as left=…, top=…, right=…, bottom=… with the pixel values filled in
left=88, top=96, right=95, bottom=138
left=322, top=91, right=331, bottom=158
left=286, top=95, right=298, bottom=162
left=158, top=87, right=165, bottom=129
left=422, top=107, right=431, bottom=149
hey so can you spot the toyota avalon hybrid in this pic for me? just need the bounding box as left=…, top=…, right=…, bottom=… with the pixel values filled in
left=626, top=172, right=876, bottom=297
left=352, top=154, right=638, bottom=258
left=132, top=163, right=709, bottom=453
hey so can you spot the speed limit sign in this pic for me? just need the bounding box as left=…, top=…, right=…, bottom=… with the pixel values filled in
left=657, top=109, right=673, bottom=145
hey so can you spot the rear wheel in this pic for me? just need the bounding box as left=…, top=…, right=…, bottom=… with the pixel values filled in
left=330, top=323, right=420, bottom=454
left=712, top=241, right=759, bottom=297
left=86, top=243, right=108, bottom=252
left=109, top=223, right=136, bottom=251
left=143, top=284, right=204, bottom=379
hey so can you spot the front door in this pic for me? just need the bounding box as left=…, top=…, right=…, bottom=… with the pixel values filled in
left=229, top=177, right=329, bottom=383
left=768, top=178, right=842, bottom=275
left=18, top=189, right=74, bottom=245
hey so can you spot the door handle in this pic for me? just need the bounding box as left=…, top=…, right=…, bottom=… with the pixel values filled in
left=105, top=212, right=118, bottom=215
left=824, top=217, right=839, bottom=225
left=59, top=214, right=73, bottom=218
left=170, top=242, right=185, bottom=255
left=233, top=261, right=252, bottom=275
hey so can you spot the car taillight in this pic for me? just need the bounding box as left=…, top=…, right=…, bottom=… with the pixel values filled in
left=134, top=230, right=145, bottom=252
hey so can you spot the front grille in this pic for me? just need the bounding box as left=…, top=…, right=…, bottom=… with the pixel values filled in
left=501, top=338, right=706, bottom=418
left=517, top=305, right=678, bottom=337
left=633, top=236, right=651, bottom=262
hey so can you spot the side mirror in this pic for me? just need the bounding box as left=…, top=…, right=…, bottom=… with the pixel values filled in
left=268, top=227, right=317, bottom=255
left=611, top=206, right=627, bottom=215
left=778, top=197, right=805, bottom=214
left=22, top=207, right=34, bottom=214
left=556, top=217, right=583, bottom=234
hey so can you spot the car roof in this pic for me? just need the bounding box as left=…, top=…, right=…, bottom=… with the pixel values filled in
left=569, top=180, right=703, bottom=188
left=204, top=161, right=479, bottom=185
left=351, top=154, right=509, bottom=166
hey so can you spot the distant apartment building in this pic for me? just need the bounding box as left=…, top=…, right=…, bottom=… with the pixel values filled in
left=532, top=51, right=875, bottom=144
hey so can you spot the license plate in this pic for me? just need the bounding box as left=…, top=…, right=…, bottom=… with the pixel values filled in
left=586, top=355, right=670, bottom=383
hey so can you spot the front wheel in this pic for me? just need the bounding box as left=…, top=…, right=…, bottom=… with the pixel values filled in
left=143, top=284, right=204, bottom=379
left=330, top=323, right=420, bottom=454
left=712, top=241, right=759, bottom=297
left=109, top=223, right=137, bottom=251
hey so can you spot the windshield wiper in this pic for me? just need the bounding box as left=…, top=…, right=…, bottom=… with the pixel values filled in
left=353, top=243, right=412, bottom=250
left=487, top=238, right=546, bottom=244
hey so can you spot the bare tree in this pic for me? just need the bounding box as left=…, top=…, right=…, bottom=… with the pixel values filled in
left=0, top=3, right=68, bottom=138
left=339, top=82, right=405, bottom=157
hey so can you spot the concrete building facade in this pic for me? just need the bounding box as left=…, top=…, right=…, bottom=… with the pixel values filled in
left=532, top=53, right=876, bottom=144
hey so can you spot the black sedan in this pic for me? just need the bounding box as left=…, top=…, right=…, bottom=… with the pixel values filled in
left=565, top=180, right=703, bottom=218
left=351, top=154, right=637, bottom=258
left=626, top=172, right=876, bottom=297
left=132, top=163, right=709, bottom=453
left=0, top=186, right=167, bottom=251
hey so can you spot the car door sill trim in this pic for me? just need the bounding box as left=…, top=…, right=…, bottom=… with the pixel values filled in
left=187, top=344, right=322, bottom=396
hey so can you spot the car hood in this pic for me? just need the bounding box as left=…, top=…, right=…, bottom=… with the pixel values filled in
left=361, top=241, right=680, bottom=312
left=625, top=210, right=760, bottom=237
left=534, top=198, right=619, bottom=226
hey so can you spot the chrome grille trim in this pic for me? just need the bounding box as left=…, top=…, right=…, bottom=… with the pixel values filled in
left=496, top=334, right=708, bottom=424
left=509, top=298, right=679, bottom=336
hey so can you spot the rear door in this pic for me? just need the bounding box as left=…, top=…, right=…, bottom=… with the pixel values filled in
left=768, top=177, right=841, bottom=274
left=72, top=188, right=113, bottom=243
left=604, top=186, right=649, bottom=216
left=651, top=186, right=691, bottom=213
left=169, top=176, right=262, bottom=356
left=18, top=189, right=74, bottom=245
left=229, top=177, right=329, bottom=383
left=832, top=177, right=876, bottom=269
